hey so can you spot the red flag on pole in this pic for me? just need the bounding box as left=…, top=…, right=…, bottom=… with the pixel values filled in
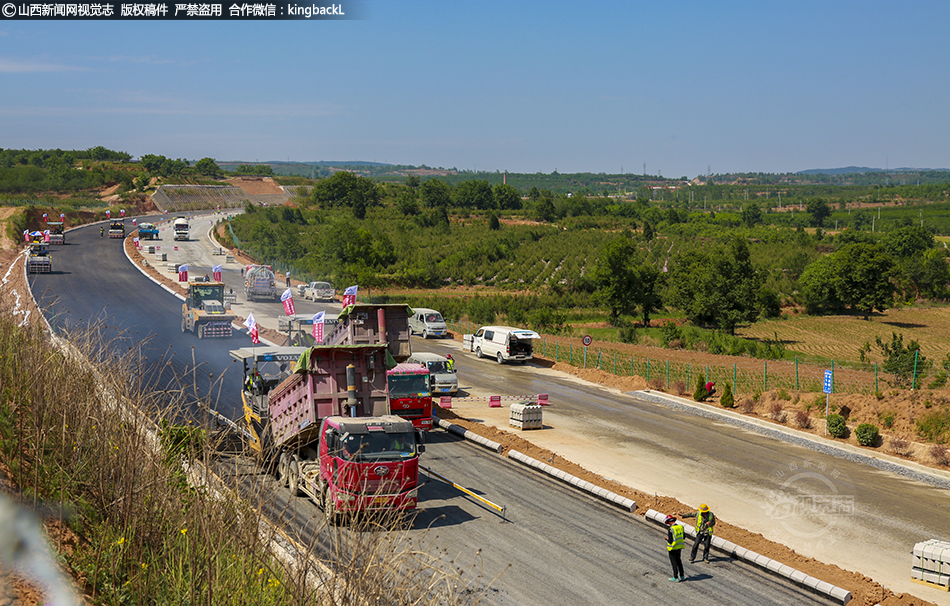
left=120, top=209, right=125, bottom=217
left=243, top=313, right=259, bottom=344
left=60, top=213, right=65, bottom=221
left=342, top=285, right=358, bottom=307
left=43, top=230, right=50, bottom=243
left=281, top=288, right=295, bottom=316
left=106, top=210, right=111, bottom=218
left=42, top=213, right=48, bottom=222
left=178, top=264, right=188, bottom=282
left=312, top=311, right=325, bottom=343
left=212, top=264, right=222, bottom=282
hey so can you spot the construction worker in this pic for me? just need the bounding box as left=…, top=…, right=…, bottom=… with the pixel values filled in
left=445, top=353, right=455, bottom=372
left=100, top=226, right=104, bottom=238
left=665, top=515, right=686, bottom=582
left=681, top=503, right=716, bottom=563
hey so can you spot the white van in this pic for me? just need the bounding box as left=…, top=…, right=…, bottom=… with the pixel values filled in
left=469, top=326, right=541, bottom=364
left=409, top=308, right=448, bottom=339
left=406, top=352, right=458, bottom=395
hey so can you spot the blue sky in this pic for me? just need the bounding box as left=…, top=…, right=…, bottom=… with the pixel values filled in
left=1, top=0, right=948, bottom=178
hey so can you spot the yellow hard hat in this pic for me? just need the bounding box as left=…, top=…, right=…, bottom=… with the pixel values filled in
left=699, top=503, right=709, bottom=512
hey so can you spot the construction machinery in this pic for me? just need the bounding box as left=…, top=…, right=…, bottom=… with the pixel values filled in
left=27, top=242, right=52, bottom=274
left=231, top=344, right=425, bottom=523
left=138, top=222, right=159, bottom=240
left=108, top=220, right=125, bottom=239
left=181, top=280, right=236, bottom=338
left=244, top=264, right=277, bottom=301
left=278, top=313, right=338, bottom=347
left=48, top=222, right=65, bottom=244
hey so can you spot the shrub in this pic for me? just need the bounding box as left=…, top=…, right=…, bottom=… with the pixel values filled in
left=878, top=410, right=896, bottom=429
left=855, top=423, right=880, bottom=447
left=618, top=324, right=639, bottom=344
left=769, top=401, right=787, bottom=423
left=792, top=410, right=812, bottom=429
left=720, top=383, right=734, bottom=408
left=693, top=377, right=710, bottom=402
left=826, top=413, right=848, bottom=438
left=916, top=410, right=950, bottom=443
left=776, top=388, right=790, bottom=401
left=673, top=380, right=687, bottom=396
left=649, top=377, right=665, bottom=391
left=739, top=398, right=755, bottom=413
left=660, top=321, right=681, bottom=346
left=875, top=391, right=885, bottom=401
left=931, top=444, right=950, bottom=466
left=889, top=435, right=912, bottom=457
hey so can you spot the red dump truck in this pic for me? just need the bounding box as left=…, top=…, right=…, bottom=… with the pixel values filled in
left=231, top=344, right=425, bottom=523
left=322, top=303, right=433, bottom=430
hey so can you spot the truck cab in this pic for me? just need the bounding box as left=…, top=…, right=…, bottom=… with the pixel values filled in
left=387, top=363, right=433, bottom=431
left=316, top=415, right=423, bottom=522
left=27, top=242, right=52, bottom=274
left=173, top=217, right=190, bottom=241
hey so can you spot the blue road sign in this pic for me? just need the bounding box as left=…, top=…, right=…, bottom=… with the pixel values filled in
left=823, top=369, right=833, bottom=394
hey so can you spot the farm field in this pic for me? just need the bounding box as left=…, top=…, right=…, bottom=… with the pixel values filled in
left=737, top=306, right=950, bottom=364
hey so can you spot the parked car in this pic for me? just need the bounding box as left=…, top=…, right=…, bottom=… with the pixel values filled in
left=408, top=308, right=448, bottom=339
left=304, top=281, right=335, bottom=302
left=406, top=352, right=458, bottom=395
left=468, top=325, right=540, bottom=364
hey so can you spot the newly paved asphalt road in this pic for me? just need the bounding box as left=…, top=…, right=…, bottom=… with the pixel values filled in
left=27, top=216, right=843, bottom=604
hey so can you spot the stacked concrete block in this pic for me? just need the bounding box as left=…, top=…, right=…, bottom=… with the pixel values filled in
left=510, top=402, right=543, bottom=430
left=912, top=539, right=950, bottom=588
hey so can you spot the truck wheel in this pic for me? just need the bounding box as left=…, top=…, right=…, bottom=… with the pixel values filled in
left=277, top=453, right=290, bottom=486
left=497, top=351, right=504, bottom=365
left=288, top=458, right=301, bottom=496
left=423, top=330, right=429, bottom=339
left=196, top=325, right=203, bottom=339
left=475, top=347, right=482, bottom=359
left=181, top=317, right=186, bottom=333
left=322, top=485, right=337, bottom=526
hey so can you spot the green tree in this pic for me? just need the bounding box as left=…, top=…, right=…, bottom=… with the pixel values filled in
left=419, top=178, right=452, bottom=208
left=806, top=198, right=831, bottom=227
left=453, top=179, right=494, bottom=209
left=741, top=202, right=762, bottom=228
left=835, top=243, right=895, bottom=320
left=395, top=190, right=419, bottom=216
left=593, top=237, right=638, bottom=322
left=194, top=157, right=222, bottom=177
left=405, top=175, right=420, bottom=189
left=488, top=212, right=500, bottom=231
left=667, top=238, right=761, bottom=334
left=881, top=225, right=934, bottom=259
left=493, top=183, right=522, bottom=210
left=536, top=197, right=556, bottom=222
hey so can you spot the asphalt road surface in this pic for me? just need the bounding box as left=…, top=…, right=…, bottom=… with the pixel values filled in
left=27, top=216, right=839, bottom=605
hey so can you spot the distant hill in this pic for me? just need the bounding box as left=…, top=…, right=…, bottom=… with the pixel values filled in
left=798, top=166, right=949, bottom=175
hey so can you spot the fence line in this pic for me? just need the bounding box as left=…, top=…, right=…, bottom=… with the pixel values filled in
left=445, top=320, right=928, bottom=396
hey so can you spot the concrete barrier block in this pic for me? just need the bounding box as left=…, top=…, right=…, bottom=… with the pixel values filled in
left=815, top=580, right=834, bottom=594
left=752, top=554, right=770, bottom=567
left=777, top=564, right=795, bottom=578
left=732, top=546, right=748, bottom=560
left=829, top=586, right=852, bottom=603
left=766, top=559, right=783, bottom=573
left=802, top=576, right=821, bottom=590
left=789, top=569, right=808, bottom=584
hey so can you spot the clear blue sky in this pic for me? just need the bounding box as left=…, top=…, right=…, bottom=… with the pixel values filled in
left=2, top=0, right=948, bottom=178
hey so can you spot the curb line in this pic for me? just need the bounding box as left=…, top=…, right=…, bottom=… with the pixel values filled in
left=508, top=449, right=637, bottom=513
left=436, top=418, right=503, bottom=453
left=632, top=389, right=950, bottom=491
left=644, top=509, right=852, bottom=604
